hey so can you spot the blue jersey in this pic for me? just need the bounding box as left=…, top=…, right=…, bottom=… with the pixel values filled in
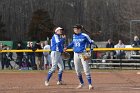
left=51, top=34, right=65, bottom=53
left=67, top=33, right=93, bottom=53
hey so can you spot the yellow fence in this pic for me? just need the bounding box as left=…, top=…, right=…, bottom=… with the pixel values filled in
left=1, top=48, right=140, bottom=52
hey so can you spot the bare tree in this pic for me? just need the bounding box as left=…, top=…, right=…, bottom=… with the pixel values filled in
left=0, top=0, right=140, bottom=43
left=27, top=9, right=55, bottom=41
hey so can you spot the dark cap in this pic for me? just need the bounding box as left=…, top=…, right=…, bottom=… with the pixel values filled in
left=17, top=41, right=22, bottom=44
left=73, top=24, right=83, bottom=29
left=36, top=40, right=40, bottom=43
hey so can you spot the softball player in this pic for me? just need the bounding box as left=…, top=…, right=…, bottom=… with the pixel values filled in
left=45, top=27, right=65, bottom=86
left=65, top=24, right=94, bottom=90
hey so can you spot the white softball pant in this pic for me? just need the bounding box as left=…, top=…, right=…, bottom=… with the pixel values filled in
left=74, top=52, right=90, bottom=76
left=44, top=55, right=51, bottom=65
left=49, top=51, right=64, bottom=72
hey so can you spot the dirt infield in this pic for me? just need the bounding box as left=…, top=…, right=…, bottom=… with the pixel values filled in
left=0, top=70, right=140, bottom=93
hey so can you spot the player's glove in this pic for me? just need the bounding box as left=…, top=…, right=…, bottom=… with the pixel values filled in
left=82, top=52, right=91, bottom=61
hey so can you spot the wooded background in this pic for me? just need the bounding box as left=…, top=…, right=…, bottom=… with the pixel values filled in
left=0, top=0, right=140, bottom=44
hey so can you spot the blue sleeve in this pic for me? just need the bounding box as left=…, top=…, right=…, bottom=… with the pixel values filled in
left=86, top=39, right=94, bottom=46
left=67, top=41, right=74, bottom=48
left=58, top=38, right=65, bottom=45
left=54, top=34, right=65, bottom=45
left=84, top=34, right=93, bottom=45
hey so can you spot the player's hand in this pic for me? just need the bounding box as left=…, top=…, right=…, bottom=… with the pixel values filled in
left=64, top=47, right=67, bottom=52
left=62, top=35, right=66, bottom=38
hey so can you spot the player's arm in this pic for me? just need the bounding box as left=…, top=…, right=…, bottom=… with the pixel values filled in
left=82, top=33, right=94, bottom=45
left=85, top=35, right=94, bottom=44
left=55, top=35, right=65, bottom=45
left=67, top=41, right=74, bottom=49
left=64, top=41, right=74, bottom=52
left=84, top=34, right=96, bottom=51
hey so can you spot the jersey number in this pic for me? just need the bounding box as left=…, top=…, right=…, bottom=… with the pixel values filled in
left=75, top=42, right=80, bottom=47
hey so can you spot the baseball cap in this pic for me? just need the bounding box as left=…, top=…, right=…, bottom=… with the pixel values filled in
left=55, top=27, right=63, bottom=32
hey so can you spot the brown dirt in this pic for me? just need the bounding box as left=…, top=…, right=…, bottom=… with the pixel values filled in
left=0, top=70, right=140, bottom=93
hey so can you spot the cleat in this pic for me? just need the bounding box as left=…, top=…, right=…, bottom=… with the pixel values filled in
left=45, top=81, right=49, bottom=86
left=88, top=84, right=94, bottom=90
left=76, top=84, right=84, bottom=89
left=57, top=81, right=64, bottom=85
